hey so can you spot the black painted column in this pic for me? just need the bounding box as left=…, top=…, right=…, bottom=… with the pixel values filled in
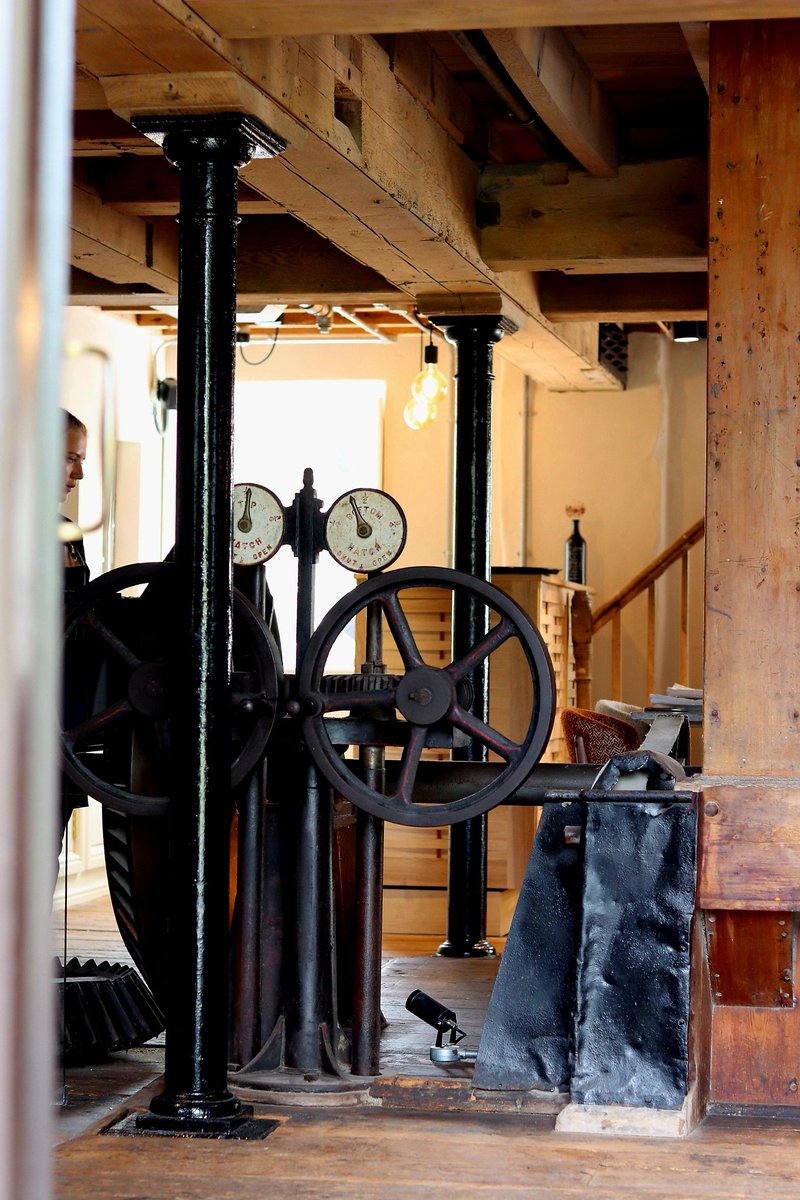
left=132, top=113, right=284, bottom=1131
left=431, top=315, right=513, bottom=958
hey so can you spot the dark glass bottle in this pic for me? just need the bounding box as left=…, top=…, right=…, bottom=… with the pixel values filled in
left=565, top=518, right=586, bottom=584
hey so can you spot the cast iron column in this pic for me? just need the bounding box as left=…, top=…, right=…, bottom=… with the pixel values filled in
left=431, top=314, right=513, bottom=957
left=133, top=113, right=284, bottom=1132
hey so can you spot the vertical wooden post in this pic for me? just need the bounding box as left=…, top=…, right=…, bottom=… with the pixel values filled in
left=680, top=551, right=689, bottom=684
left=704, top=21, right=800, bottom=778
left=611, top=610, right=621, bottom=700
left=646, top=582, right=656, bottom=697
left=571, top=589, right=593, bottom=711
left=698, top=19, right=800, bottom=1110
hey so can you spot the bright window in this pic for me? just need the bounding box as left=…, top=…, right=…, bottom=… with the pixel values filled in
left=233, top=379, right=385, bottom=671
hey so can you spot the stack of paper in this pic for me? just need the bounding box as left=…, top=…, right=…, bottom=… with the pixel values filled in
left=648, top=684, right=702, bottom=708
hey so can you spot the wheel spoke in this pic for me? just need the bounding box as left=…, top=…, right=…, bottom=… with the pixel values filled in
left=380, top=591, right=424, bottom=669
left=390, top=724, right=427, bottom=805
left=319, top=687, right=397, bottom=713
left=83, top=613, right=142, bottom=671
left=64, top=696, right=133, bottom=749
left=447, top=616, right=515, bottom=683
left=449, top=706, right=521, bottom=762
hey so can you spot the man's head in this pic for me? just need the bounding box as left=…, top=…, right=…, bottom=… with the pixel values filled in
left=63, top=411, right=87, bottom=503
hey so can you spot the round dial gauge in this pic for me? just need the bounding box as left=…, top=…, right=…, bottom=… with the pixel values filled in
left=324, top=488, right=407, bottom=572
left=232, top=482, right=286, bottom=566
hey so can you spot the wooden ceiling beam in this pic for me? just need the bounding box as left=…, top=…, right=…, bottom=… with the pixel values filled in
left=235, top=216, right=403, bottom=303
left=480, top=157, right=708, bottom=273
left=73, top=3, right=619, bottom=388
left=70, top=178, right=179, bottom=289
left=483, top=28, right=618, bottom=177
left=682, top=22, right=711, bottom=93
left=81, top=157, right=284, bottom=216
left=189, top=3, right=800, bottom=37
left=69, top=213, right=402, bottom=305
left=539, top=272, right=708, bottom=321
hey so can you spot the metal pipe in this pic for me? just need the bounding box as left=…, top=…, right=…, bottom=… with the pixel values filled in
left=230, top=563, right=268, bottom=1069
left=429, top=316, right=508, bottom=958
left=352, top=602, right=386, bottom=1075
left=378, top=761, right=694, bottom=806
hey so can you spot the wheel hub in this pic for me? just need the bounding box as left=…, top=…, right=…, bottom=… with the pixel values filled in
left=395, top=667, right=454, bottom=725
left=128, top=662, right=169, bottom=719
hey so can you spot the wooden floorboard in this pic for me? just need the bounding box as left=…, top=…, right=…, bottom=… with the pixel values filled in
left=52, top=895, right=800, bottom=1200
left=54, top=1104, right=800, bottom=1200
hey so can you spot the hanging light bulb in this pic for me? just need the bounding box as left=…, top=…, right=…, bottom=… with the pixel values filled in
left=404, top=331, right=448, bottom=429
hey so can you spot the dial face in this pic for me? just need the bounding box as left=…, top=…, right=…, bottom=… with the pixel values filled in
left=324, top=488, right=407, bottom=572
left=232, top=482, right=286, bottom=566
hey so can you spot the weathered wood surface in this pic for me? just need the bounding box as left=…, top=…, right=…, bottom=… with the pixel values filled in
left=703, top=19, right=800, bottom=777
left=698, top=788, right=800, bottom=909
left=190, top=3, right=800, bottom=37
left=705, top=908, right=796, bottom=1010
left=54, top=1099, right=800, bottom=1199
left=73, top=2, right=617, bottom=388
left=483, top=27, right=618, bottom=177
left=711, top=1005, right=800, bottom=1108
left=539, top=273, right=708, bottom=322
left=481, top=158, right=708, bottom=273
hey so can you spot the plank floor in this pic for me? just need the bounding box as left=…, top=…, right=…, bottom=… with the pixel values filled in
left=53, top=895, right=800, bottom=1200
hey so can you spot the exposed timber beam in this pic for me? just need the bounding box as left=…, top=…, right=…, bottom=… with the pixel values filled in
left=71, top=178, right=179, bottom=289
left=89, top=6, right=617, bottom=388
left=539, top=272, right=708, bottom=322
left=682, top=22, right=711, bottom=93
left=68, top=267, right=175, bottom=306
left=80, top=156, right=284, bottom=215
left=483, top=28, right=618, bottom=177
left=189, top=3, right=800, bottom=37
left=236, top=216, right=403, bottom=304
left=68, top=214, right=402, bottom=306
left=480, top=157, right=708, bottom=273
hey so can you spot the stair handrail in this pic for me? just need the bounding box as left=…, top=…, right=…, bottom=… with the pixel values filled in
left=592, top=518, right=705, bottom=632
left=589, top=517, right=704, bottom=701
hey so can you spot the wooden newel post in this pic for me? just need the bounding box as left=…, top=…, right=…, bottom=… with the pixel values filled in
left=571, top=589, right=593, bottom=712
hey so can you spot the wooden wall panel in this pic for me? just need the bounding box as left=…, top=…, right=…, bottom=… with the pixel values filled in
left=699, top=787, right=800, bottom=909
left=703, top=19, right=800, bottom=776
left=711, top=1005, right=800, bottom=1106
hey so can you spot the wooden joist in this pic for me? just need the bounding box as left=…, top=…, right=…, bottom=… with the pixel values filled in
left=480, top=157, right=708, bottom=274
left=539, top=272, right=708, bottom=322
left=483, top=28, right=618, bottom=178
left=71, top=174, right=179, bottom=289
left=74, top=2, right=619, bottom=389
left=188, top=2, right=800, bottom=38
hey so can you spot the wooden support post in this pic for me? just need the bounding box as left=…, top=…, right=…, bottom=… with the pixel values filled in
left=699, top=18, right=800, bottom=1109
left=611, top=610, right=621, bottom=701
left=572, top=589, right=593, bottom=711
left=646, top=582, right=656, bottom=697
left=680, top=551, right=689, bottom=685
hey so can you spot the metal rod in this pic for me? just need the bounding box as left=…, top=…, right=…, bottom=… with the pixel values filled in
left=352, top=601, right=386, bottom=1075
left=429, top=315, right=508, bottom=958
left=352, top=758, right=385, bottom=1075
left=284, top=760, right=337, bottom=1071
left=230, top=563, right=269, bottom=1069
left=378, top=760, right=695, bottom=806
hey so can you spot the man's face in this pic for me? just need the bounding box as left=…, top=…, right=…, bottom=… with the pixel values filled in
left=63, top=428, right=87, bottom=503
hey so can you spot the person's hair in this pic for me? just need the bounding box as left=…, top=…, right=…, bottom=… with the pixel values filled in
left=64, top=409, right=87, bottom=437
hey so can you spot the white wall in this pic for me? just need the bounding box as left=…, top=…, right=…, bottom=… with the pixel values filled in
left=526, top=332, right=707, bottom=704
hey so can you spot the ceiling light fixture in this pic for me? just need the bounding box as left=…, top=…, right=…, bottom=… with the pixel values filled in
left=672, top=321, right=707, bottom=343
left=404, top=330, right=448, bottom=430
